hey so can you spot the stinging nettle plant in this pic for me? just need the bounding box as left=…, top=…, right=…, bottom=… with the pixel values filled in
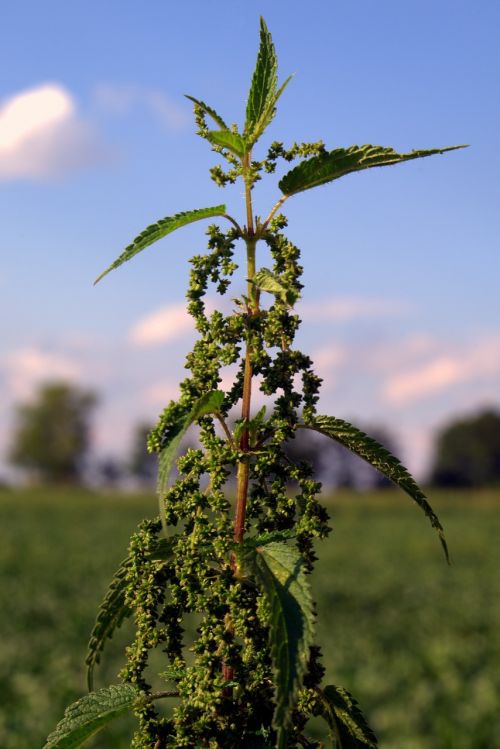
left=43, top=19, right=465, bottom=749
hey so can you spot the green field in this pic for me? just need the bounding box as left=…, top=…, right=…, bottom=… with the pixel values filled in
left=1, top=488, right=499, bottom=748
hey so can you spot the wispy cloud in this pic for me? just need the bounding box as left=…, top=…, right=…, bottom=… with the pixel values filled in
left=299, top=297, right=408, bottom=322
left=384, top=356, right=463, bottom=404
left=2, top=347, right=81, bottom=399
left=94, top=83, right=189, bottom=131
left=129, top=303, right=194, bottom=346
left=310, top=344, right=347, bottom=389
left=383, top=335, right=500, bottom=404
left=0, top=83, right=109, bottom=180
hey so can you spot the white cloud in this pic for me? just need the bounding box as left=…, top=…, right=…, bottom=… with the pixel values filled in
left=384, top=357, right=463, bottom=404
left=0, top=83, right=109, bottom=180
left=300, top=297, right=407, bottom=323
left=383, top=336, right=500, bottom=405
left=310, top=344, right=346, bottom=389
left=3, top=347, right=80, bottom=399
left=129, top=303, right=194, bottom=346
left=365, top=333, right=438, bottom=371
left=94, top=83, right=189, bottom=130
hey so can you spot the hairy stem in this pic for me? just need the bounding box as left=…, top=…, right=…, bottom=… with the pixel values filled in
left=224, top=154, right=259, bottom=689
left=243, top=152, right=255, bottom=238
left=261, top=193, right=289, bottom=231
left=234, top=154, right=257, bottom=546
left=233, top=350, right=252, bottom=544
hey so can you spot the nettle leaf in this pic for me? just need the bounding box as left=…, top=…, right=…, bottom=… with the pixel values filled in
left=318, top=685, right=378, bottom=749
left=245, top=18, right=278, bottom=136
left=206, top=130, right=247, bottom=157
left=244, top=18, right=292, bottom=147
left=157, top=390, right=225, bottom=531
left=94, top=205, right=226, bottom=283
left=43, top=684, right=138, bottom=749
left=85, top=557, right=131, bottom=691
left=85, top=537, right=172, bottom=690
left=301, top=415, right=449, bottom=561
left=185, top=95, right=228, bottom=130
left=244, top=529, right=296, bottom=549
left=278, top=144, right=467, bottom=196
left=247, top=74, right=293, bottom=148
left=240, top=541, right=314, bottom=749
left=252, top=268, right=299, bottom=306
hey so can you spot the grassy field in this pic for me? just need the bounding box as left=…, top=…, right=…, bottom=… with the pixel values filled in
left=1, top=487, right=499, bottom=748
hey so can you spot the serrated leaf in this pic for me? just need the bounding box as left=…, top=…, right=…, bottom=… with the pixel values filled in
left=278, top=144, right=467, bottom=196
left=252, top=268, right=299, bottom=306
left=244, top=18, right=292, bottom=147
left=318, top=685, right=378, bottom=749
left=85, top=537, right=172, bottom=691
left=245, top=18, right=278, bottom=137
left=301, top=415, right=448, bottom=561
left=240, top=541, right=314, bottom=748
left=43, top=684, right=138, bottom=749
left=94, top=205, right=226, bottom=283
left=206, top=130, right=247, bottom=157
left=85, top=557, right=130, bottom=691
left=157, top=390, right=225, bottom=531
left=243, top=529, right=296, bottom=550
left=185, top=95, right=228, bottom=130
left=247, top=74, right=293, bottom=148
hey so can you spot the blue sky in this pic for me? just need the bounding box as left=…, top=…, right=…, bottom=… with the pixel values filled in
left=1, top=0, right=499, bottom=478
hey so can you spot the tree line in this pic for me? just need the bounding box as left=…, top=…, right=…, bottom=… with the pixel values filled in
left=6, top=380, right=500, bottom=489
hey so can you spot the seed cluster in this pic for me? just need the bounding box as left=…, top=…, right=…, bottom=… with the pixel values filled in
left=121, top=207, right=331, bottom=746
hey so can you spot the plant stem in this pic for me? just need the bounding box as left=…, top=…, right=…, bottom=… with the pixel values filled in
left=233, top=350, right=252, bottom=544
left=224, top=153, right=258, bottom=690
left=148, top=691, right=179, bottom=701
left=234, top=154, right=257, bottom=545
left=261, top=193, right=289, bottom=231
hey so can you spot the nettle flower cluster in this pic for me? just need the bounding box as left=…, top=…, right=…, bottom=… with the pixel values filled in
left=43, top=18, right=462, bottom=749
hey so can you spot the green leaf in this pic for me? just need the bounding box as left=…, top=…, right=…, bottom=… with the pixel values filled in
left=245, top=18, right=278, bottom=137
left=94, top=205, right=226, bottom=283
left=278, top=144, right=467, bottom=196
left=252, top=268, right=299, bottom=306
left=301, top=415, right=449, bottom=561
left=239, top=541, right=314, bottom=748
left=85, top=537, right=172, bottom=691
left=248, top=74, right=293, bottom=148
left=243, top=529, right=296, bottom=549
left=157, top=390, right=225, bottom=531
left=318, top=685, right=378, bottom=748
left=206, top=130, right=247, bottom=157
left=184, top=95, right=228, bottom=130
left=42, top=684, right=138, bottom=749
left=85, top=557, right=131, bottom=692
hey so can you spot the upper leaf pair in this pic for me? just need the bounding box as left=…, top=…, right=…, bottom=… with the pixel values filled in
left=187, top=17, right=290, bottom=158
left=244, top=17, right=292, bottom=148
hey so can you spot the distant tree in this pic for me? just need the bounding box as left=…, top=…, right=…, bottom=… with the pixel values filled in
left=9, top=381, right=97, bottom=484
left=430, top=408, right=500, bottom=487
left=129, top=423, right=158, bottom=487
left=95, top=456, right=125, bottom=488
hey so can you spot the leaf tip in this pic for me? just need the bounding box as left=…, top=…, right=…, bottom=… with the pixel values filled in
left=443, top=144, right=469, bottom=153
left=440, top=532, right=451, bottom=565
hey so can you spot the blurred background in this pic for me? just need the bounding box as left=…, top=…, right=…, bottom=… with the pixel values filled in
left=1, top=1, right=499, bottom=747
